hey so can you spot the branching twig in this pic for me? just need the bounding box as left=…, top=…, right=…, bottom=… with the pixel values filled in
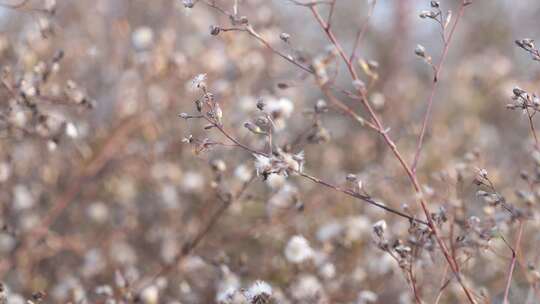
left=204, top=1, right=476, bottom=301
left=411, top=1, right=468, bottom=174
left=350, top=0, right=377, bottom=63
left=308, top=3, right=477, bottom=303
left=298, top=171, right=427, bottom=225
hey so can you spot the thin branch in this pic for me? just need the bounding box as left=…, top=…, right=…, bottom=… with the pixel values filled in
left=201, top=0, right=230, bottom=16
left=411, top=1, right=467, bottom=174
left=326, top=0, right=337, bottom=30
left=407, top=265, right=423, bottom=304
left=206, top=2, right=475, bottom=301
left=220, top=25, right=314, bottom=74
left=208, top=111, right=424, bottom=225
left=308, top=4, right=476, bottom=303
left=526, top=108, right=540, bottom=150
left=503, top=220, right=525, bottom=304
left=434, top=256, right=475, bottom=304
left=298, top=171, right=427, bottom=225
left=320, top=84, right=379, bottom=131
left=287, top=0, right=333, bottom=7
left=434, top=264, right=450, bottom=304
left=349, top=0, right=377, bottom=63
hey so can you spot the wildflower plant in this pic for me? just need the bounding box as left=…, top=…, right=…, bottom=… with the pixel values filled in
left=1, top=0, right=540, bottom=304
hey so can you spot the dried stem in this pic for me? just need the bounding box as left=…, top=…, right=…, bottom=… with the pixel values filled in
left=408, top=266, right=423, bottom=304
left=526, top=108, right=540, bottom=150
left=209, top=112, right=424, bottom=225
left=411, top=1, right=468, bottom=174
left=219, top=25, right=314, bottom=74
left=503, top=220, right=525, bottom=304
left=206, top=1, right=476, bottom=301
left=298, top=171, right=427, bottom=225
left=308, top=3, right=476, bottom=302
left=320, top=84, right=378, bottom=131
left=326, top=0, right=337, bottom=29
left=349, top=0, right=377, bottom=63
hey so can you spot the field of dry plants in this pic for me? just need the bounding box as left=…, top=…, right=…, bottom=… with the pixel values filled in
left=2, top=0, right=540, bottom=303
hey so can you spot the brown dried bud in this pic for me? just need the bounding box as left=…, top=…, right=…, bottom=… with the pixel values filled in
left=210, top=25, right=221, bottom=36
left=280, top=32, right=291, bottom=42
left=277, top=82, right=289, bottom=90
left=256, top=98, right=265, bottom=110
left=210, top=159, right=227, bottom=172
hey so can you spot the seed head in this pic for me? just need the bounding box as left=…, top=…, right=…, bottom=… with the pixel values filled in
left=415, top=44, right=426, bottom=58
left=210, top=25, right=221, bottom=36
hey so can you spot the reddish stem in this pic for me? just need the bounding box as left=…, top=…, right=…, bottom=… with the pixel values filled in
left=503, top=221, right=525, bottom=304
left=411, top=2, right=467, bottom=174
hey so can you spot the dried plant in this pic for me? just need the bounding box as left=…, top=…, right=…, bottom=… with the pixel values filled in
left=1, top=1, right=540, bottom=304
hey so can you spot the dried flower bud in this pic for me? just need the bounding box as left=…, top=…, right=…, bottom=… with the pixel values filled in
left=516, top=38, right=535, bottom=50
left=415, top=44, right=426, bottom=58
left=513, top=87, right=526, bottom=97
left=476, top=190, right=489, bottom=197
left=346, top=174, right=357, bottom=182
left=191, top=73, right=207, bottom=90
left=182, top=135, right=193, bottom=143
left=179, top=112, right=189, bottom=119
left=533, top=95, right=540, bottom=106
left=213, top=103, right=223, bottom=124
left=210, top=159, right=227, bottom=172
left=32, top=291, right=46, bottom=301
left=478, top=168, right=488, bottom=179
left=244, top=122, right=265, bottom=135
left=419, top=10, right=436, bottom=19
left=210, top=25, right=221, bottom=36
left=314, top=99, right=328, bottom=113
left=254, top=116, right=271, bottom=130
left=65, top=80, right=86, bottom=104
left=182, top=0, right=194, bottom=8
left=394, top=244, right=412, bottom=258
left=277, top=82, right=289, bottom=90
left=280, top=32, right=290, bottom=42
left=256, top=98, right=265, bottom=110
left=195, top=99, right=203, bottom=112
left=372, top=220, right=387, bottom=238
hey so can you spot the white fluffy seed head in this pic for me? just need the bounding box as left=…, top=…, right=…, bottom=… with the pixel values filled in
left=284, top=235, right=314, bottom=264
left=245, top=280, right=272, bottom=303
